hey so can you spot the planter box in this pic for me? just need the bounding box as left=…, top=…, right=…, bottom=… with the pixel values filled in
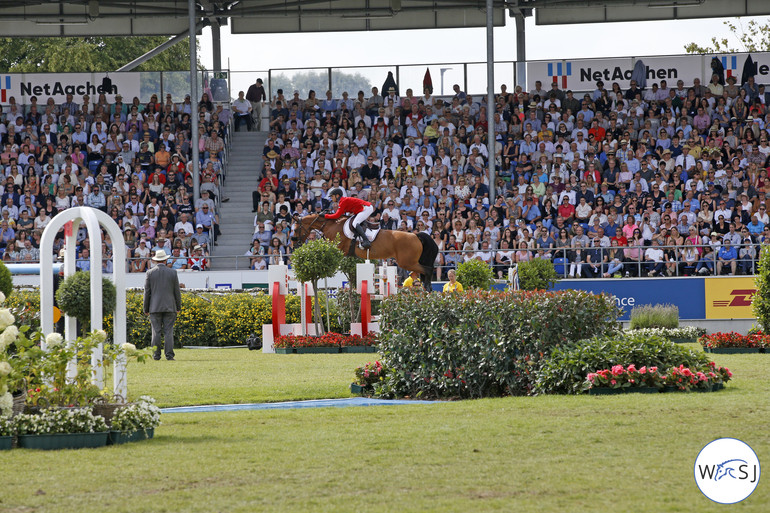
left=713, top=383, right=725, bottom=391
left=342, top=346, right=377, bottom=353
left=588, top=387, right=660, bottom=395
left=294, top=347, right=341, bottom=354
left=350, top=383, right=367, bottom=395
left=17, top=432, right=109, bottom=450
left=704, top=347, right=763, bottom=354
left=108, top=428, right=155, bottom=445
left=0, top=436, right=12, bottom=450
left=671, top=338, right=697, bottom=344
left=274, top=348, right=295, bottom=354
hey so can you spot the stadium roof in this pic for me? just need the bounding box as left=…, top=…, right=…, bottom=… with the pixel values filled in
left=0, top=1, right=507, bottom=37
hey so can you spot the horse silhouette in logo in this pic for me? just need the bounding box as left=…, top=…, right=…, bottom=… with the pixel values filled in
left=715, top=459, right=748, bottom=480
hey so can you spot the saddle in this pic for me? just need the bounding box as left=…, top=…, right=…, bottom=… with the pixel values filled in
left=343, top=217, right=381, bottom=251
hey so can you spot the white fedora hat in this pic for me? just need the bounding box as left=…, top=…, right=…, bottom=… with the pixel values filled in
left=152, top=249, right=170, bottom=261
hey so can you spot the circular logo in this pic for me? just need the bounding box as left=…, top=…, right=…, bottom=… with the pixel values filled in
left=694, top=438, right=761, bottom=504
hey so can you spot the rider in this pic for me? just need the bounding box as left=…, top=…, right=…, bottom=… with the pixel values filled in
left=325, top=188, right=374, bottom=249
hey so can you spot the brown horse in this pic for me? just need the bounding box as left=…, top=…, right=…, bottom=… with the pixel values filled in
left=292, top=214, right=438, bottom=290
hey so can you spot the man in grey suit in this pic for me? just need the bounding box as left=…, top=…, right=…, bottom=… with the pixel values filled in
left=143, top=249, right=182, bottom=361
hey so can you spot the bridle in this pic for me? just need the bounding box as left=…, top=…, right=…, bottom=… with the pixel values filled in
left=292, top=213, right=329, bottom=247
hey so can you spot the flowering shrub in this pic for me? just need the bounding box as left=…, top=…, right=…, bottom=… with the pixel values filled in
left=699, top=331, right=770, bottom=349
left=662, top=365, right=724, bottom=391
left=0, top=415, right=12, bottom=436
left=13, top=407, right=108, bottom=435
left=534, top=332, right=714, bottom=395
left=629, top=326, right=706, bottom=340
left=354, top=361, right=386, bottom=389
left=111, top=396, right=161, bottom=433
left=585, top=364, right=665, bottom=390
left=275, top=332, right=377, bottom=348
left=374, top=289, right=621, bottom=399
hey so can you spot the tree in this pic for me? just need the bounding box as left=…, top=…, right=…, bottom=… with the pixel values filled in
left=517, top=259, right=558, bottom=291
left=55, top=272, right=117, bottom=334
left=455, top=260, right=494, bottom=290
left=0, top=36, right=198, bottom=73
left=269, top=71, right=372, bottom=98
left=290, top=238, right=343, bottom=335
left=753, top=245, right=770, bottom=331
left=685, top=18, right=770, bottom=54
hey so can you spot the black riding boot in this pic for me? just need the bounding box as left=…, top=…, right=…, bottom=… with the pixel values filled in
left=354, top=223, right=371, bottom=249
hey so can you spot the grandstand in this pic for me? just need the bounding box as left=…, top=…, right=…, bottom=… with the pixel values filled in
left=2, top=62, right=770, bottom=281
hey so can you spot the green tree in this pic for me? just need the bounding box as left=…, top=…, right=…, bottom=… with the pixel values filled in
left=753, top=245, right=770, bottom=331
left=338, top=256, right=364, bottom=327
left=0, top=261, right=12, bottom=299
left=269, top=71, right=372, bottom=98
left=455, top=259, right=494, bottom=290
left=517, top=259, right=558, bottom=291
left=684, top=18, right=770, bottom=53
left=290, top=238, right=343, bottom=335
left=55, top=272, right=117, bottom=334
left=0, top=36, right=199, bottom=73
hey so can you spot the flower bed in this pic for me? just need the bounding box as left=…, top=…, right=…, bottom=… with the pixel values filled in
left=584, top=363, right=732, bottom=393
left=275, top=332, right=378, bottom=350
left=351, top=361, right=385, bottom=395
left=699, top=332, right=770, bottom=352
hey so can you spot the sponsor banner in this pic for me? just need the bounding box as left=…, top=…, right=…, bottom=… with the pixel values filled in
left=704, top=277, right=756, bottom=320
left=0, top=73, right=142, bottom=105
left=550, top=278, right=706, bottom=321
left=527, top=52, right=770, bottom=93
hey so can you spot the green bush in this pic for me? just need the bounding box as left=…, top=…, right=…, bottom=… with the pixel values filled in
left=55, top=272, right=117, bottom=329
left=6, top=289, right=41, bottom=331
left=754, top=245, right=770, bottom=331
left=517, top=258, right=559, bottom=290
left=374, top=289, right=621, bottom=399
left=629, top=303, right=679, bottom=329
left=533, top=332, right=713, bottom=395
left=0, top=261, right=12, bottom=298
left=291, top=238, right=343, bottom=334
left=455, top=259, right=495, bottom=290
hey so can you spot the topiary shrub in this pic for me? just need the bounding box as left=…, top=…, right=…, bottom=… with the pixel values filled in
left=517, top=258, right=558, bottom=290
left=55, top=272, right=116, bottom=332
left=455, top=259, right=494, bottom=290
left=0, top=261, right=12, bottom=298
left=374, top=289, right=621, bottom=399
left=291, top=238, right=343, bottom=335
left=629, top=303, right=679, bottom=329
left=753, top=245, right=770, bottom=331
left=533, top=332, right=713, bottom=395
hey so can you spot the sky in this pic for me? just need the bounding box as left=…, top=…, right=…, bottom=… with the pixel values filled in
left=196, top=14, right=768, bottom=96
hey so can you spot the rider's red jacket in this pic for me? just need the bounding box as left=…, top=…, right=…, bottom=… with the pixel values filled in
left=325, top=197, right=372, bottom=219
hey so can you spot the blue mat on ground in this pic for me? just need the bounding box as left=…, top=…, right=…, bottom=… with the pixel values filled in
left=161, top=397, right=436, bottom=414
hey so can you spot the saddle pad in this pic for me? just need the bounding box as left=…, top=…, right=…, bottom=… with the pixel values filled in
left=343, top=217, right=381, bottom=242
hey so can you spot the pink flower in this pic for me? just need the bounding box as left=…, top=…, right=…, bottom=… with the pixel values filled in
left=639, top=366, right=647, bottom=374
left=650, top=367, right=658, bottom=373
left=611, top=365, right=625, bottom=376
left=610, top=379, right=617, bottom=385
left=629, top=379, right=635, bottom=384
left=627, top=364, right=637, bottom=373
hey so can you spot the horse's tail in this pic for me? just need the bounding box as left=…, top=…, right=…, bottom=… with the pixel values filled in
left=416, top=232, right=439, bottom=277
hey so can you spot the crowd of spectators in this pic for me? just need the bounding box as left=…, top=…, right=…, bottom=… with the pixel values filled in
left=256, top=75, right=770, bottom=278
left=0, top=89, right=229, bottom=272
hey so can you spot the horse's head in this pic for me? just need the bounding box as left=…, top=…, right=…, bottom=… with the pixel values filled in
left=291, top=213, right=322, bottom=247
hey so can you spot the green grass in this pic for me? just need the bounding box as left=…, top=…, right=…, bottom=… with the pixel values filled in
left=1, top=347, right=768, bottom=512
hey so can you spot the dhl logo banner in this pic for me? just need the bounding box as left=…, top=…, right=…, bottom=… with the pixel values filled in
left=705, top=277, right=756, bottom=320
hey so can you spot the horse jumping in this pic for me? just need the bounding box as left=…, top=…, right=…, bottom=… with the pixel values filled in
left=293, top=214, right=439, bottom=291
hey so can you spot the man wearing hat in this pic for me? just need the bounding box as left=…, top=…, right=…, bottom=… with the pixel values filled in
left=143, top=248, right=181, bottom=361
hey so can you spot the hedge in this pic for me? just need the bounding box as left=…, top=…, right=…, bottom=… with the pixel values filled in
left=373, top=289, right=621, bottom=399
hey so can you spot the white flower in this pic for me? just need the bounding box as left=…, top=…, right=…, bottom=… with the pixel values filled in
left=0, top=309, right=14, bottom=331
left=0, top=361, right=11, bottom=376
left=45, top=333, right=64, bottom=348
left=0, top=392, right=12, bottom=418
left=0, top=292, right=6, bottom=305
left=0, top=326, right=18, bottom=351
left=121, top=343, right=137, bottom=353
left=92, top=330, right=108, bottom=344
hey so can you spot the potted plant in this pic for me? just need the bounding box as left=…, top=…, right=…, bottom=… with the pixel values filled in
left=14, top=407, right=109, bottom=450
left=351, top=360, right=386, bottom=395
left=700, top=331, right=769, bottom=353
left=0, top=415, right=12, bottom=450
left=108, top=396, right=161, bottom=445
